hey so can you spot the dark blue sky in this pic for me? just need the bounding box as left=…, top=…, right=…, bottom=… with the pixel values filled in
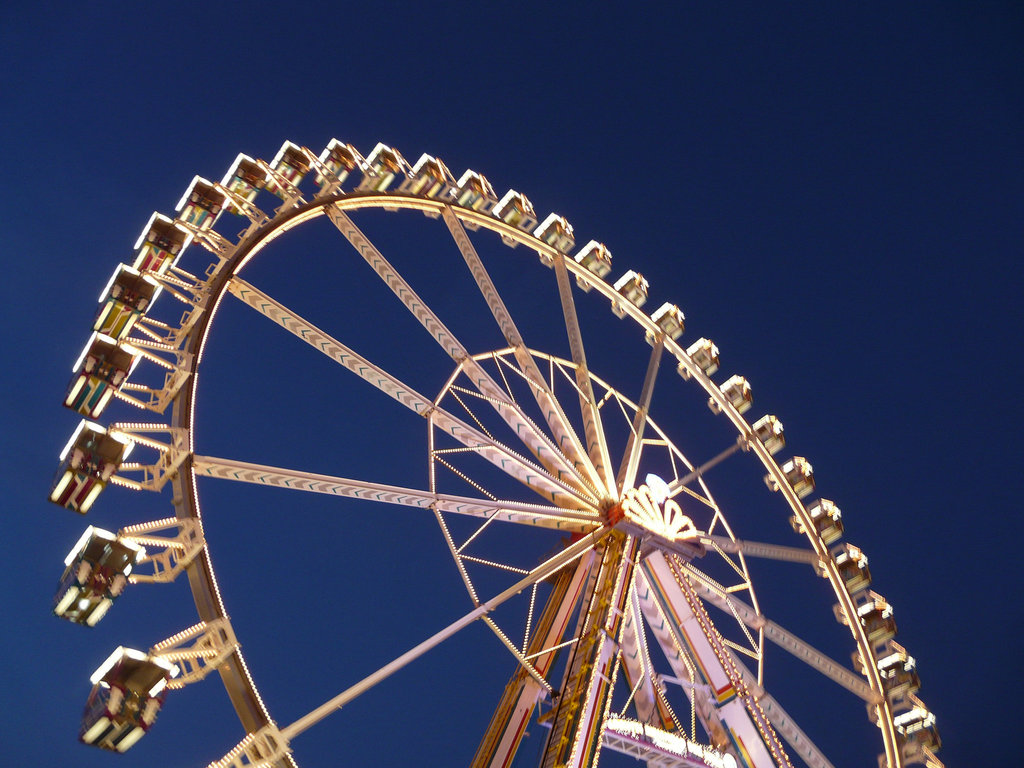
left=2, top=3, right=1020, bottom=766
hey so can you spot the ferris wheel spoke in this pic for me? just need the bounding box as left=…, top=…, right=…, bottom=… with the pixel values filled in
left=680, top=561, right=878, bottom=703
left=697, top=535, right=821, bottom=566
left=665, top=441, right=745, bottom=499
left=226, top=277, right=592, bottom=507
left=192, top=455, right=600, bottom=530
left=227, top=275, right=435, bottom=413
left=327, top=205, right=597, bottom=501
left=278, top=527, right=611, bottom=742
left=327, top=205, right=468, bottom=362
left=442, top=206, right=603, bottom=495
left=552, top=254, right=617, bottom=496
left=615, top=336, right=665, bottom=494
left=729, top=657, right=838, bottom=768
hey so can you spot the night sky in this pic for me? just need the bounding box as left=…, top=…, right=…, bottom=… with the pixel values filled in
left=2, top=3, right=1021, bottom=767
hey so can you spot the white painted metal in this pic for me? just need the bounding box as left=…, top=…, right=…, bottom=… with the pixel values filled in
left=745, top=687, right=834, bottom=768
left=666, top=442, right=745, bottom=498
left=106, top=423, right=190, bottom=492
left=120, top=518, right=204, bottom=583
left=638, top=554, right=785, bottom=767
left=552, top=253, right=617, bottom=496
left=443, top=205, right=602, bottom=495
left=226, top=277, right=594, bottom=509
left=279, top=528, right=609, bottom=741
left=150, top=619, right=239, bottom=689
left=52, top=140, right=936, bottom=768
left=205, top=723, right=291, bottom=768
left=617, top=588, right=662, bottom=726
left=683, top=563, right=878, bottom=703
left=602, top=719, right=736, bottom=768
left=192, top=455, right=599, bottom=531
left=698, top=536, right=820, bottom=566
left=471, top=553, right=596, bottom=768
left=616, top=336, right=665, bottom=494
left=327, top=206, right=597, bottom=502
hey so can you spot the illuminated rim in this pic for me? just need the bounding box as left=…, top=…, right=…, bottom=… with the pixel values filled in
left=123, top=164, right=905, bottom=764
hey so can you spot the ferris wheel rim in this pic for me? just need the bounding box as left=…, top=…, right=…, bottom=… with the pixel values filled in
left=73, top=155, right=915, bottom=766
left=175, top=191, right=897, bottom=766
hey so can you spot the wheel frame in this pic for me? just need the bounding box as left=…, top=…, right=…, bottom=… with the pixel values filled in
left=54, top=142, right=933, bottom=768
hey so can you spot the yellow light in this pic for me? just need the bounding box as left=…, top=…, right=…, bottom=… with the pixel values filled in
left=621, top=485, right=698, bottom=542
left=54, top=586, right=79, bottom=616
left=93, top=388, right=115, bottom=417
left=90, top=647, right=131, bottom=684
left=116, top=726, right=146, bottom=752
left=50, top=470, right=73, bottom=501
left=59, top=420, right=97, bottom=461
left=81, top=716, right=111, bottom=744
left=86, top=598, right=113, bottom=626
left=79, top=482, right=104, bottom=514
left=65, top=376, right=86, bottom=406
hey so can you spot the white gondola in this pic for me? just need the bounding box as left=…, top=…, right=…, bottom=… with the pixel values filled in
left=53, top=527, right=144, bottom=626
left=874, top=641, right=921, bottom=700
left=831, top=542, right=871, bottom=593
left=648, top=302, right=685, bottom=341
left=891, top=693, right=941, bottom=760
left=399, top=153, right=456, bottom=200
left=765, top=456, right=814, bottom=497
left=80, top=647, right=178, bottom=752
left=793, top=497, right=843, bottom=543
left=49, top=421, right=132, bottom=513
left=710, top=374, right=752, bottom=414
left=534, top=212, right=575, bottom=254
left=453, top=169, right=498, bottom=221
left=611, top=270, right=649, bottom=318
left=358, top=142, right=410, bottom=193
left=573, top=240, right=612, bottom=291
left=855, top=591, right=897, bottom=644
left=64, top=332, right=139, bottom=418
left=219, top=153, right=266, bottom=211
left=132, top=213, right=191, bottom=275
left=265, top=141, right=311, bottom=198
left=492, top=190, right=538, bottom=245
left=174, top=177, right=226, bottom=231
left=93, top=264, right=161, bottom=340
left=317, top=139, right=363, bottom=189
left=679, top=337, right=719, bottom=379
left=751, top=414, right=785, bottom=454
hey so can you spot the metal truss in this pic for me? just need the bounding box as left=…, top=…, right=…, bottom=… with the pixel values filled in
left=151, top=619, right=239, bottom=689
left=119, top=517, right=204, bottom=584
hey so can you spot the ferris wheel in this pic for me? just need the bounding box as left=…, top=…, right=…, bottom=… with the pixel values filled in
left=49, top=139, right=943, bottom=768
